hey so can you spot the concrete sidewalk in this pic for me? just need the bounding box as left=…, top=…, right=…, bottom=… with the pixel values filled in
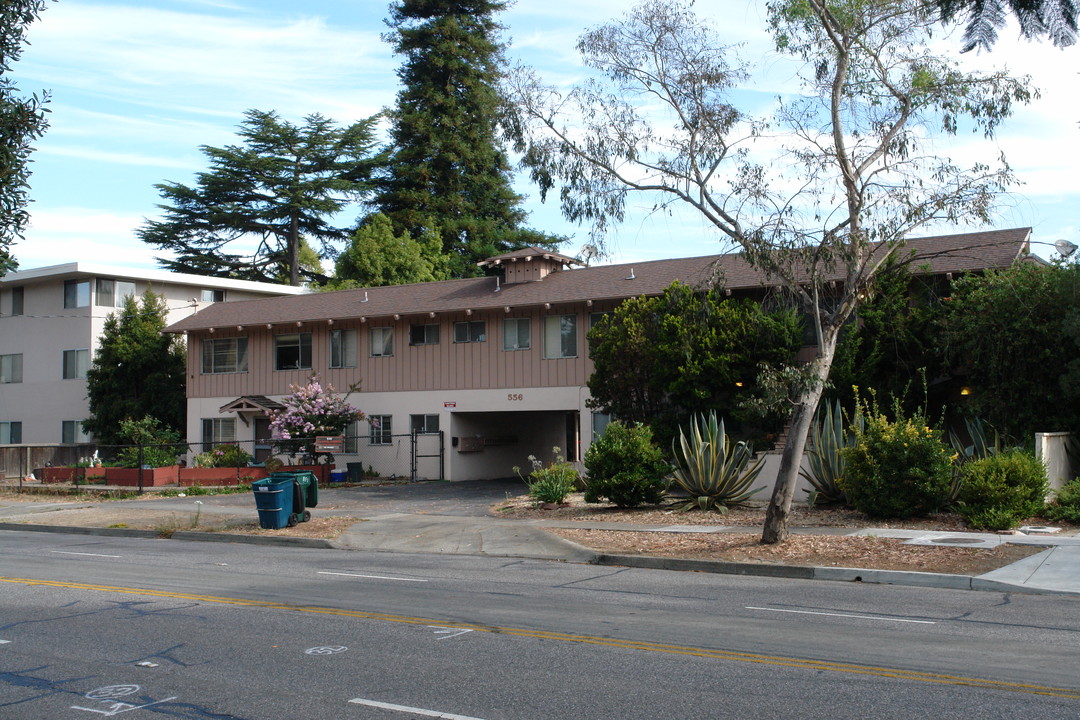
left=1, top=483, right=1078, bottom=596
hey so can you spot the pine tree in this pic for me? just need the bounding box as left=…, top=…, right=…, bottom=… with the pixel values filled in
left=375, top=0, right=559, bottom=277
left=84, top=291, right=187, bottom=446
left=139, top=109, right=381, bottom=286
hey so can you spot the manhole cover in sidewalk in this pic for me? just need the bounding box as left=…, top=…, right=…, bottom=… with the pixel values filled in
left=904, top=535, right=1000, bottom=548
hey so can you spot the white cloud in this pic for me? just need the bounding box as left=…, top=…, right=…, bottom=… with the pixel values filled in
left=16, top=208, right=158, bottom=270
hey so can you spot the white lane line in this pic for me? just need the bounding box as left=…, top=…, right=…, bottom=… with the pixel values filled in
left=50, top=551, right=122, bottom=558
left=746, top=606, right=936, bottom=624
left=348, top=698, right=485, bottom=719
left=317, top=571, right=427, bottom=583
left=0, top=639, right=11, bottom=644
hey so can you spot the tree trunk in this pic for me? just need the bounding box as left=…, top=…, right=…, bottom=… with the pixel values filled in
left=760, top=328, right=839, bottom=544
left=288, top=215, right=300, bottom=287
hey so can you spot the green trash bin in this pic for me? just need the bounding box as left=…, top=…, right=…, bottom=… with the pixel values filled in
left=268, top=470, right=318, bottom=514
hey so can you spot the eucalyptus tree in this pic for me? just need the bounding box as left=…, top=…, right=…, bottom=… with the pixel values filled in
left=1, top=0, right=51, bottom=276
left=507, top=0, right=1033, bottom=542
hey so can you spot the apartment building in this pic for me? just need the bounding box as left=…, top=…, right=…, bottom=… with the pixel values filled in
left=0, top=263, right=304, bottom=446
left=164, top=228, right=1032, bottom=481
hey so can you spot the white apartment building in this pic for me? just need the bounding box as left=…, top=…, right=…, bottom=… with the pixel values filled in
left=0, top=263, right=303, bottom=446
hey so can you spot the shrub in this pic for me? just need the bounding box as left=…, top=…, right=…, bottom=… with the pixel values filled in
left=583, top=421, right=669, bottom=507
left=953, top=449, right=1048, bottom=530
left=840, top=411, right=953, bottom=519
left=1045, top=478, right=1080, bottom=524
left=670, top=412, right=764, bottom=513
left=116, top=415, right=186, bottom=468
left=516, top=447, right=579, bottom=505
left=194, top=443, right=253, bottom=468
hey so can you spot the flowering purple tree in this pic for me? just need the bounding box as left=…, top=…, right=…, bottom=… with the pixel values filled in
left=268, top=376, right=366, bottom=458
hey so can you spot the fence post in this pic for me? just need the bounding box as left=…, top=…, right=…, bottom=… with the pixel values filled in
left=410, top=431, right=418, bottom=482
left=137, top=444, right=144, bottom=495
left=439, top=431, right=445, bottom=482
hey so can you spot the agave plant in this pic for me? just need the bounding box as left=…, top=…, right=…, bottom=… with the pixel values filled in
left=948, top=417, right=1001, bottom=502
left=800, top=399, right=861, bottom=505
left=670, top=412, right=764, bottom=512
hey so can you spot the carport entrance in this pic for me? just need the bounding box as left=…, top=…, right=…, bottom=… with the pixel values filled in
left=449, top=410, right=580, bottom=481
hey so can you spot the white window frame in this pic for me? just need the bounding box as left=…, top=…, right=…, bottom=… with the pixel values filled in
left=543, top=314, right=578, bottom=359
left=330, top=329, right=358, bottom=368
left=369, top=415, right=393, bottom=445
left=62, top=349, right=90, bottom=380
left=201, top=288, right=225, bottom=303
left=0, top=353, right=22, bottom=383
left=0, top=421, right=22, bottom=444
left=502, top=318, right=530, bottom=351
left=370, top=327, right=394, bottom=357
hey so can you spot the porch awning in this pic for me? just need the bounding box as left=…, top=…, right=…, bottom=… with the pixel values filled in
left=218, top=395, right=285, bottom=414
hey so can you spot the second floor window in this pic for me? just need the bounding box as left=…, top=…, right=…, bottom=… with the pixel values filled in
left=370, top=327, right=393, bottom=357
left=64, top=279, right=90, bottom=309
left=454, top=321, right=486, bottom=343
left=543, top=314, right=578, bottom=359
left=0, top=421, right=21, bottom=444
left=330, top=329, right=357, bottom=368
left=62, top=349, right=89, bottom=380
left=96, top=278, right=136, bottom=307
left=409, top=323, right=440, bottom=346
left=202, top=337, right=248, bottom=374
left=0, top=353, right=22, bottom=383
left=503, top=318, right=530, bottom=351
left=201, top=289, right=225, bottom=303
left=275, top=333, right=312, bottom=370
left=9, top=287, right=23, bottom=316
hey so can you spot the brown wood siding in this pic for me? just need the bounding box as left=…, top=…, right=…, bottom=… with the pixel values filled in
left=186, top=301, right=606, bottom=400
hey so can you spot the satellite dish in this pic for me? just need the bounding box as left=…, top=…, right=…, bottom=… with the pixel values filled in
left=1054, top=239, right=1078, bottom=258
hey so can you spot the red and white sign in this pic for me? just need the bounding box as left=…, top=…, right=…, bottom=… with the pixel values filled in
left=443, top=402, right=457, bottom=408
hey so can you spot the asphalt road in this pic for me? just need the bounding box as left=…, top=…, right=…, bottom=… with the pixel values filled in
left=2, top=530, right=1079, bottom=719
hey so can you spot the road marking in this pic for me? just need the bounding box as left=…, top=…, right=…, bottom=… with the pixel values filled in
left=429, top=626, right=474, bottom=640
left=317, top=571, right=427, bottom=582
left=51, top=551, right=122, bottom=558
left=0, top=639, right=10, bottom=644
left=3, top=575, right=1077, bottom=701
left=746, top=606, right=937, bottom=624
left=348, top=697, right=485, bottom=719
left=306, top=646, right=348, bottom=655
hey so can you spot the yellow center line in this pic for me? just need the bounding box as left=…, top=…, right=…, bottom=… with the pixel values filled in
left=4, top=575, right=1078, bottom=700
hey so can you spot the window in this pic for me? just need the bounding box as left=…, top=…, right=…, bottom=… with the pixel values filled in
left=543, top=314, right=578, bottom=359
left=0, top=353, right=22, bottom=383
left=410, top=414, right=439, bottom=434
left=201, top=337, right=249, bottom=374
left=9, top=287, right=23, bottom=316
left=330, top=329, right=357, bottom=368
left=592, top=412, right=613, bottom=440
left=0, top=421, right=21, bottom=444
left=409, top=323, right=440, bottom=346
left=274, top=333, right=312, bottom=370
left=370, top=327, right=394, bottom=357
left=369, top=415, right=392, bottom=445
left=589, top=311, right=611, bottom=328
left=503, top=318, right=530, bottom=351
left=95, top=278, right=136, bottom=307
left=202, top=418, right=236, bottom=444
left=61, top=420, right=91, bottom=444
left=62, top=349, right=90, bottom=380
left=201, top=288, right=225, bottom=303
left=454, top=321, right=486, bottom=343
left=64, top=279, right=90, bottom=309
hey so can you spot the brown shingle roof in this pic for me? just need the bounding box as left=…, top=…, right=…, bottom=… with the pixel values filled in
left=165, top=227, right=1031, bottom=333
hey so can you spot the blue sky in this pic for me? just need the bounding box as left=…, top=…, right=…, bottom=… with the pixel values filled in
left=9, top=0, right=1079, bottom=272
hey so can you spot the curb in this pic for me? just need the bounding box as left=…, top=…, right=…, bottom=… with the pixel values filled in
left=592, top=553, right=1076, bottom=597
left=0, top=522, right=333, bottom=549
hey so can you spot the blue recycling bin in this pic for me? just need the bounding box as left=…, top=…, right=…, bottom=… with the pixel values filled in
left=252, top=477, right=295, bottom=529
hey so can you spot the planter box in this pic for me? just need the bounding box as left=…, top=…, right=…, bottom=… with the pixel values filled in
left=179, top=467, right=268, bottom=487
left=104, top=466, right=181, bottom=487
left=38, top=466, right=107, bottom=483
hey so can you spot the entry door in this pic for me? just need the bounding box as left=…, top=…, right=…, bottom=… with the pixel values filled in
left=254, top=418, right=273, bottom=463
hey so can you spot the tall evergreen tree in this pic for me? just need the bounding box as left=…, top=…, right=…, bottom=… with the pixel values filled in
left=1, top=0, right=51, bottom=276
left=375, top=0, right=559, bottom=277
left=84, top=291, right=187, bottom=446
left=139, top=109, right=381, bottom=286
